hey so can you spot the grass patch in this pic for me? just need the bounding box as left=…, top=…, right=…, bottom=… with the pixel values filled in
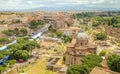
left=19, top=59, right=54, bottom=74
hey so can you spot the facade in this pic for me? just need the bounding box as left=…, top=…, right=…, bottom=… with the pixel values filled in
left=65, top=32, right=96, bottom=65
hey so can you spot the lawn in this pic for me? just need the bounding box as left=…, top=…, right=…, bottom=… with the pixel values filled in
left=20, top=58, right=54, bottom=74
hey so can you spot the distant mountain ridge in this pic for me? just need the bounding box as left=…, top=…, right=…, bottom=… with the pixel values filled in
left=0, top=6, right=120, bottom=12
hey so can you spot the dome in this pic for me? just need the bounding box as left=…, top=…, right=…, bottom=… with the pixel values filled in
left=77, top=32, right=88, bottom=39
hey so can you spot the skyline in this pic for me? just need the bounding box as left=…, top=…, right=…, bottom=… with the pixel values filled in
left=0, top=0, right=120, bottom=11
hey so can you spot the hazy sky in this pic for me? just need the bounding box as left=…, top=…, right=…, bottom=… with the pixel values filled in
left=0, top=0, right=119, bottom=11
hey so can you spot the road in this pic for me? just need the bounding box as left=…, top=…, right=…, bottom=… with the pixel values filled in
left=0, top=24, right=51, bottom=50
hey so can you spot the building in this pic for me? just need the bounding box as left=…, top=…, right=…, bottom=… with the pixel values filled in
left=43, top=12, right=74, bottom=30
left=65, top=32, right=96, bottom=65
left=59, top=27, right=81, bottom=38
left=90, top=67, right=120, bottom=74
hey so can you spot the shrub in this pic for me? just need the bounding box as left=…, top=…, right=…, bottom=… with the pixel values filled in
left=95, top=32, right=107, bottom=40
left=107, top=54, right=120, bottom=72
left=7, top=60, right=16, bottom=65
left=99, top=51, right=106, bottom=56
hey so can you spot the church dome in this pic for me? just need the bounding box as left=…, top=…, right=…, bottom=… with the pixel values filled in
left=77, top=32, right=88, bottom=39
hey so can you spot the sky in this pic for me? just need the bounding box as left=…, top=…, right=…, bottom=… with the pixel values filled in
left=0, top=0, right=119, bottom=11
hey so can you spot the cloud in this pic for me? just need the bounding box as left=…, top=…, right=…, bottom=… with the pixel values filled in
left=91, top=0, right=104, bottom=4
left=0, top=0, right=119, bottom=11
left=27, top=1, right=33, bottom=4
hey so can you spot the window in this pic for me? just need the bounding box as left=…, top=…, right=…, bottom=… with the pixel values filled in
left=81, top=43, right=83, bottom=45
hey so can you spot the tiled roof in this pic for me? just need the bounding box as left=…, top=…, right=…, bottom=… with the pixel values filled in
left=90, top=67, right=120, bottom=74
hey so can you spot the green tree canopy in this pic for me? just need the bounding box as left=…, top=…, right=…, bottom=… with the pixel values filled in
left=0, top=54, right=4, bottom=59
left=0, top=66, right=4, bottom=73
left=0, top=37, right=9, bottom=44
left=6, top=60, right=16, bottom=65
left=67, top=65, right=90, bottom=74
left=95, top=32, right=107, bottom=40
left=29, top=20, right=45, bottom=29
left=22, top=40, right=40, bottom=51
left=8, top=37, right=40, bottom=61
left=2, top=30, right=14, bottom=36
left=20, top=28, right=28, bottom=36
left=67, top=54, right=102, bottom=74
left=62, top=35, right=72, bottom=43
left=12, top=50, right=29, bottom=61
left=99, top=51, right=106, bottom=56
left=56, top=31, right=62, bottom=37
left=107, top=54, right=120, bottom=73
left=0, top=50, right=11, bottom=59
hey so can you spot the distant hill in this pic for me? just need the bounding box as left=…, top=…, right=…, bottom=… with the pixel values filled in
left=0, top=6, right=120, bottom=12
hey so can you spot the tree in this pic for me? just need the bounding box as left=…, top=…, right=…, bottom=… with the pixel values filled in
left=2, top=30, right=14, bottom=36
left=99, top=51, right=106, bottom=56
left=0, top=54, right=4, bottom=59
left=8, top=44, right=22, bottom=51
left=95, top=32, right=107, bottom=40
left=110, top=17, right=117, bottom=25
left=0, top=37, right=9, bottom=44
left=9, top=37, right=40, bottom=52
left=0, top=50, right=10, bottom=59
left=20, top=28, right=28, bottom=36
left=56, top=31, right=62, bottom=37
left=22, top=40, right=40, bottom=52
left=54, top=48, right=57, bottom=52
left=67, top=65, right=90, bottom=74
left=8, top=37, right=39, bottom=61
left=67, top=65, right=81, bottom=74
left=0, top=50, right=11, bottom=56
left=29, top=20, right=38, bottom=29
left=0, top=66, right=4, bottom=73
left=7, top=60, right=16, bottom=65
left=107, top=54, right=120, bottom=72
left=63, top=55, right=66, bottom=62
left=12, top=19, right=21, bottom=23
left=12, top=50, right=29, bottom=61
left=113, top=23, right=120, bottom=28
left=16, top=37, right=26, bottom=43
left=67, top=54, right=102, bottom=74
left=92, top=21, right=99, bottom=26
left=67, top=23, right=71, bottom=27
left=81, top=54, right=102, bottom=68
left=48, top=25, right=56, bottom=32
left=29, top=20, right=45, bottom=29
left=62, top=35, right=72, bottom=43
left=14, top=28, right=19, bottom=35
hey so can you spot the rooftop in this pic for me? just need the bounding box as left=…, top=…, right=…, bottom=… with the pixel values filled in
left=90, top=67, right=120, bottom=74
